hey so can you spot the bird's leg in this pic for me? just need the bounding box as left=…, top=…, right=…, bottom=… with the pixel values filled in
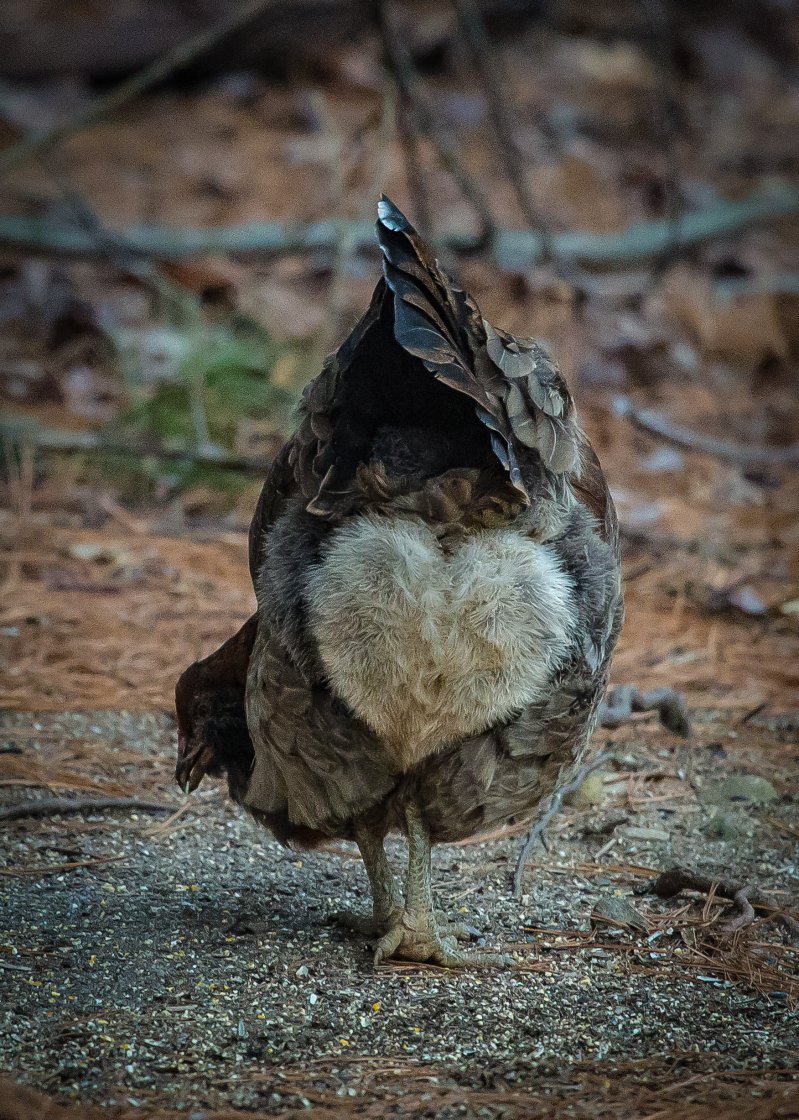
left=330, top=824, right=403, bottom=938
left=358, top=823, right=404, bottom=930
left=374, top=802, right=510, bottom=968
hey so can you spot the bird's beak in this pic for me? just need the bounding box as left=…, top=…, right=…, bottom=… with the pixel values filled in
left=175, top=733, right=212, bottom=794
left=175, top=732, right=191, bottom=793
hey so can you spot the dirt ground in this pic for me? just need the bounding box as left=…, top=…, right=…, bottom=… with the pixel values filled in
left=2, top=408, right=799, bottom=1118
left=1, top=697, right=798, bottom=1117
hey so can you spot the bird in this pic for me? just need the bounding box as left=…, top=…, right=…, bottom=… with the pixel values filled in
left=175, top=197, right=623, bottom=967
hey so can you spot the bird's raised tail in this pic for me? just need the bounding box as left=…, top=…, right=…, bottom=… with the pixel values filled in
left=293, top=196, right=583, bottom=527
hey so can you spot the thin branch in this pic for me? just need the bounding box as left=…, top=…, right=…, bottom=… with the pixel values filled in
left=0, top=185, right=794, bottom=265
left=0, top=0, right=281, bottom=178
left=0, top=418, right=272, bottom=474
left=453, top=0, right=553, bottom=263
left=613, top=395, right=799, bottom=467
left=373, top=0, right=495, bottom=245
left=715, top=272, right=799, bottom=299
left=642, top=866, right=799, bottom=942
left=639, top=0, right=684, bottom=288
left=0, top=796, right=173, bottom=822
left=304, top=87, right=396, bottom=378
left=598, top=685, right=691, bottom=737
left=512, top=751, right=612, bottom=899
left=396, top=102, right=433, bottom=239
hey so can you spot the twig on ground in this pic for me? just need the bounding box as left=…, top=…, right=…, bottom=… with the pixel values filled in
left=599, top=685, right=691, bottom=737
left=512, top=751, right=612, bottom=899
left=641, top=866, right=799, bottom=942
left=1, top=185, right=794, bottom=265
left=373, top=0, right=495, bottom=245
left=143, top=800, right=196, bottom=837
left=613, top=395, right=799, bottom=467
left=0, top=855, right=124, bottom=877
left=723, top=885, right=756, bottom=935
left=0, top=417, right=272, bottom=473
left=0, top=0, right=281, bottom=178
left=0, top=796, right=173, bottom=823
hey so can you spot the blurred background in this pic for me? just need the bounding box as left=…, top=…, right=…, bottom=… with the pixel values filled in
left=0, top=0, right=797, bottom=717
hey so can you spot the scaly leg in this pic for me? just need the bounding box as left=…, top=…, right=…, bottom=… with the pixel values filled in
left=331, top=823, right=403, bottom=937
left=374, top=802, right=511, bottom=968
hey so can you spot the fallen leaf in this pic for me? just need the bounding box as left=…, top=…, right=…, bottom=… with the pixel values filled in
left=664, top=266, right=787, bottom=367
left=569, top=772, right=607, bottom=808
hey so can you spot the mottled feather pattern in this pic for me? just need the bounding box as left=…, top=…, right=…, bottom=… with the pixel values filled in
left=175, top=196, right=623, bottom=857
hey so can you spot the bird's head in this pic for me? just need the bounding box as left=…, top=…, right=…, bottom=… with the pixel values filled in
left=174, top=618, right=256, bottom=794
left=174, top=672, right=247, bottom=788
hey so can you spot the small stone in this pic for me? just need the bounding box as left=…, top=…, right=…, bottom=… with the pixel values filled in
left=702, top=775, right=779, bottom=806
left=569, top=772, right=607, bottom=808
left=591, top=896, right=649, bottom=931
left=703, top=811, right=742, bottom=840
left=621, top=826, right=670, bottom=842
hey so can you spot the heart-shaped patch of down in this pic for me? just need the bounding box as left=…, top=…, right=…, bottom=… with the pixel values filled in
left=305, top=515, right=576, bottom=769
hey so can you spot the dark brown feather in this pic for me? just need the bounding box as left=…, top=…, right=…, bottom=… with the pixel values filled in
left=175, top=197, right=623, bottom=865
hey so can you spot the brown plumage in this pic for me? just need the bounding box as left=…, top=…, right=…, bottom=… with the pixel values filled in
left=175, top=198, right=623, bottom=966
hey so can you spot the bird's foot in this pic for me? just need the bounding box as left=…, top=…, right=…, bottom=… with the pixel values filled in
left=373, top=911, right=511, bottom=968
left=435, top=910, right=479, bottom=943
left=331, top=906, right=474, bottom=944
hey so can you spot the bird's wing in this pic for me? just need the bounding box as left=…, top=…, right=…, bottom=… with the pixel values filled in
left=243, top=627, right=398, bottom=837
left=248, top=436, right=299, bottom=583
left=569, top=433, right=619, bottom=551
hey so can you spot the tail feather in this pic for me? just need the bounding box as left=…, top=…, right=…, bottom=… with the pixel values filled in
left=295, top=196, right=585, bottom=518
left=376, top=196, right=580, bottom=478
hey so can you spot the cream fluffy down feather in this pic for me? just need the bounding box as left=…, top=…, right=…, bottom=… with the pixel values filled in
left=304, top=515, right=577, bottom=769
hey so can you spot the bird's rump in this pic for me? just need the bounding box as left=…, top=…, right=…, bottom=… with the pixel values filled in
left=304, top=515, right=577, bottom=768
